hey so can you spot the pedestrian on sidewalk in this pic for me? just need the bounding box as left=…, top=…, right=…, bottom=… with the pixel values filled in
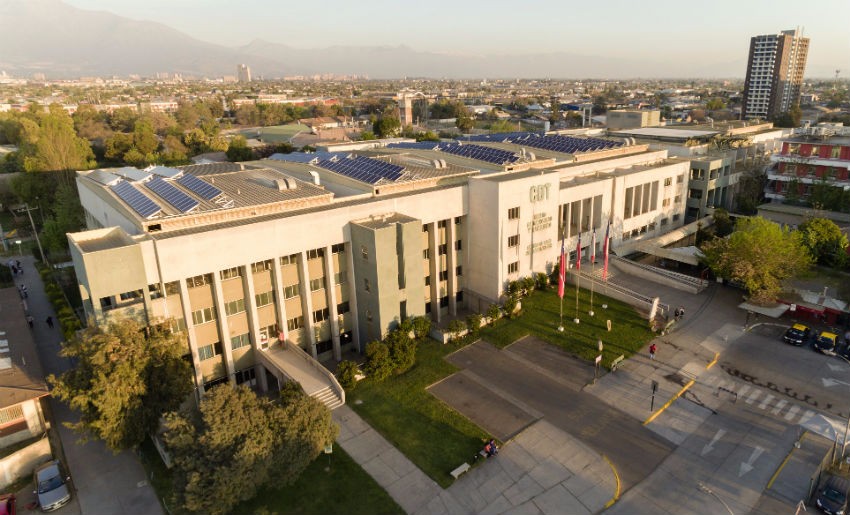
left=18, top=284, right=27, bottom=299
left=649, top=343, right=657, bottom=360
left=26, top=315, right=34, bottom=329
left=45, top=316, right=54, bottom=329
left=15, top=260, right=22, bottom=274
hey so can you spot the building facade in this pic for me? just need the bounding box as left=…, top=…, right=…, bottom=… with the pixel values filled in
left=68, top=135, right=689, bottom=403
left=237, top=64, right=251, bottom=83
left=742, top=29, right=809, bottom=120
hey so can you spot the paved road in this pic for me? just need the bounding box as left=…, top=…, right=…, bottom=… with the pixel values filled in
left=16, top=255, right=164, bottom=515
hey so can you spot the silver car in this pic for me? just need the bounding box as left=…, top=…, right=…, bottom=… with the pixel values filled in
left=33, top=460, right=71, bottom=512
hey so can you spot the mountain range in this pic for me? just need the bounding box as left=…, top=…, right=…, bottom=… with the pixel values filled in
left=0, top=0, right=746, bottom=79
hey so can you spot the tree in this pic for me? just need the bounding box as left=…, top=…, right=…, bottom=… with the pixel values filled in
left=798, top=218, right=849, bottom=269
left=455, top=104, right=474, bottom=133
left=773, top=104, right=803, bottom=128
left=49, top=319, right=193, bottom=451
left=372, top=107, right=401, bottom=138
left=488, top=120, right=515, bottom=133
left=104, top=132, right=134, bottom=162
left=712, top=208, right=735, bottom=237
left=164, top=384, right=337, bottom=515
left=132, top=120, right=159, bottom=155
left=363, top=341, right=393, bottom=381
left=225, top=135, right=254, bottom=162
left=700, top=217, right=811, bottom=304
left=706, top=98, right=726, bottom=111
left=22, top=111, right=96, bottom=177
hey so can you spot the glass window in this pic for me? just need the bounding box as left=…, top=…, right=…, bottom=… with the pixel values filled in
left=231, top=333, right=251, bottom=350
left=280, top=254, right=298, bottom=266
left=508, top=207, right=520, bottom=220
left=309, top=277, right=325, bottom=291
left=312, top=307, right=330, bottom=324
left=220, top=267, right=242, bottom=280
left=337, top=301, right=350, bottom=314
left=284, top=284, right=299, bottom=299
left=251, top=260, right=273, bottom=273
left=307, top=248, right=325, bottom=260
left=331, top=243, right=345, bottom=254
left=287, top=317, right=303, bottom=331
left=255, top=291, right=275, bottom=307
left=508, top=262, right=519, bottom=274
left=455, top=240, right=462, bottom=251
left=508, top=235, right=519, bottom=247
left=191, top=307, right=216, bottom=325
left=164, top=281, right=180, bottom=295
left=186, top=274, right=213, bottom=288
left=224, top=298, right=245, bottom=316
left=334, top=271, right=347, bottom=285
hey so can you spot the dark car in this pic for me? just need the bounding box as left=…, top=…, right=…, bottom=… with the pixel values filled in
left=33, top=460, right=71, bottom=512
left=783, top=323, right=811, bottom=346
left=816, top=475, right=850, bottom=515
left=814, top=332, right=839, bottom=356
left=0, top=494, right=15, bottom=515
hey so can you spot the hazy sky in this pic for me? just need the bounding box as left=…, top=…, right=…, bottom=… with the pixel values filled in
left=64, top=0, right=849, bottom=77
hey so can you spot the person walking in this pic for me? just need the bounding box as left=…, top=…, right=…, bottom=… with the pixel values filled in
left=26, top=315, right=34, bottom=329
left=649, top=343, right=657, bottom=360
left=45, top=316, right=54, bottom=329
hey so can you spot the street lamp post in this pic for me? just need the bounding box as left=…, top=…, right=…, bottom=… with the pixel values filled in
left=698, top=482, right=734, bottom=515
left=20, top=203, right=46, bottom=264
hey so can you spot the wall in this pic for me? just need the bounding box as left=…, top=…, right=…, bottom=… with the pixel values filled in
left=0, top=437, right=50, bottom=490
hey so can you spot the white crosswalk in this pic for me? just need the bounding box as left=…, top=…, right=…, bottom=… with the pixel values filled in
left=699, top=373, right=832, bottom=427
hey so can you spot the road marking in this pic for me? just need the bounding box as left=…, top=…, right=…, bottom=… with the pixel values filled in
left=745, top=390, right=762, bottom=405
left=767, top=433, right=807, bottom=489
left=784, top=405, right=800, bottom=421
left=822, top=377, right=850, bottom=388
left=771, top=400, right=788, bottom=415
left=706, top=352, right=719, bottom=370
left=759, top=394, right=775, bottom=410
left=602, top=454, right=621, bottom=508
left=701, top=428, right=727, bottom=456
left=799, top=411, right=815, bottom=424
left=739, top=446, right=765, bottom=477
left=644, top=380, right=695, bottom=425
left=827, top=362, right=846, bottom=372
left=737, top=385, right=751, bottom=398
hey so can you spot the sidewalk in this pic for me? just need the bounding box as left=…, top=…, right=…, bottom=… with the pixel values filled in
left=14, top=255, right=163, bottom=515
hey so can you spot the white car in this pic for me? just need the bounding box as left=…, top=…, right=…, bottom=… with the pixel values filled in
left=33, top=460, right=71, bottom=512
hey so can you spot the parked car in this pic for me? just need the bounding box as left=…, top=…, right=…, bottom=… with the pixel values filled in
left=0, top=494, right=15, bottom=515
left=783, top=323, right=811, bottom=346
left=816, top=474, right=850, bottom=515
left=814, top=331, right=839, bottom=356
left=33, top=460, right=71, bottom=512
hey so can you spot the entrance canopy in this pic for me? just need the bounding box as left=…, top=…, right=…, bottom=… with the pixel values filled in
left=738, top=301, right=791, bottom=318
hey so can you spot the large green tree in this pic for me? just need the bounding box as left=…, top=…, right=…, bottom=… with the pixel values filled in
left=700, top=216, right=811, bottom=304
left=49, top=319, right=193, bottom=451
left=455, top=104, right=474, bottom=133
left=164, top=384, right=337, bottom=515
left=798, top=217, right=849, bottom=269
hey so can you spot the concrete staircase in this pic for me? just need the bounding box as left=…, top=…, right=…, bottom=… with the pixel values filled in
left=312, top=385, right=344, bottom=410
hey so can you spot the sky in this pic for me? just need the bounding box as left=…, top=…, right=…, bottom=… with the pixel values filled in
left=63, top=0, right=849, bottom=77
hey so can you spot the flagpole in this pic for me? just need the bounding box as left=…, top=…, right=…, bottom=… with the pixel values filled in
left=574, top=233, right=581, bottom=324
left=589, top=227, right=596, bottom=316
left=558, top=229, right=565, bottom=332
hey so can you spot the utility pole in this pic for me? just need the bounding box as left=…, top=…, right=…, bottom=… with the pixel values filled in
left=21, top=203, right=46, bottom=264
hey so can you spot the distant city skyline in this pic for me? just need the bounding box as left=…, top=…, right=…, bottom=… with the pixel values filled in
left=61, top=0, right=849, bottom=78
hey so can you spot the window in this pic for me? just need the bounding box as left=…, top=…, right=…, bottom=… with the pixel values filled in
left=456, top=291, right=464, bottom=302
left=508, top=207, right=520, bottom=220
left=169, top=318, right=187, bottom=333
left=456, top=266, right=462, bottom=277
left=810, top=146, right=819, bottom=157
left=0, top=405, right=24, bottom=426
left=334, top=271, right=347, bottom=285
left=664, top=177, right=672, bottom=186
left=508, top=261, right=519, bottom=274
left=165, top=281, right=180, bottom=295
left=361, top=245, right=368, bottom=260
left=309, top=277, right=325, bottom=291
left=148, top=283, right=163, bottom=300
left=422, top=225, right=429, bottom=233
left=197, top=342, right=222, bottom=361
left=689, top=189, right=703, bottom=200
left=455, top=216, right=462, bottom=225
left=439, top=296, right=449, bottom=308
left=187, top=274, right=212, bottom=288
left=455, top=240, right=462, bottom=251
left=832, top=146, right=841, bottom=159
left=439, top=270, right=449, bottom=281
left=287, top=317, right=304, bottom=331
left=255, top=290, right=275, bottom=307
left=364, top=278, right=371, bottom=292
left=251, top=260, right=273, bottom=273
left=307, top=248, right=324, bottom=260
left=220, top=267, right=242, bottom=280
left=508, top=235, right=519, bottom=247
left=119, top=289, right=142, bottom=302
left=438, top=243, right=448, bottom=255
left=437, top=220, right=447, bottom=229
left=191, top=307, right=216, bottom=325
left=331, top=243, right=345, bottom=254
left=284, top=284, right=299, bottom=299
left=337, top=301, right=350, bottom=314
left=312, top=307, right=331, bottom=323
left=423, top=248, right=430, bottom=259
left=231, top=333, right=251, bottom=350
left=788, top=143, right=799, bottom=154
left=673, top=214, right=681, bottom=221
left=235, top=367, right=256, bottom=386
left=262, top=324, right=279, bottom=342
left=400, top=300, right=407, bottom=321
left=674, top=195, right=682, bottom=204
left=100, top=296, right=114, bottom=310
left=660, top=218, right=669, bottom=226
left=662, top=198, right=671, bottom=207
left=424, top=275, right=431, bottom=286
left=280, top=254, right=298, bottom=266
left=677, top=175, right=684, bottom=184
left=224, top=298, right=245, bottom=316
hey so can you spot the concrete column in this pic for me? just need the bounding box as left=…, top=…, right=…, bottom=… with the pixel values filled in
left=323, top=245, right=341, bottom=361
left=446, top=220, right=458, bottom=316
left=345, top=242, right=361, bottom=352
left=211, top=272, right=236, bottom=384
left=270, top=258, right=289, bottom=345
left=427, top=222, right=440, bottom=323
left=242, top=265, right=261, bottom=350
left=178, top=280, right=205, bottom=396
left=297, top=251, right=316, bottom=357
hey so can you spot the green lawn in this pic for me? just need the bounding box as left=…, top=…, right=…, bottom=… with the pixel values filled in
left=240, top=124, right=312, bottom=144
left=347, top=340, right=489, bottom=488
left=138, top=437, right=402, bottom=515
left=480, top=287, right=655, bottom=367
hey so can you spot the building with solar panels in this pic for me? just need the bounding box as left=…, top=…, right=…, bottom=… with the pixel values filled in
left=68, top=134, right=689, bottom=407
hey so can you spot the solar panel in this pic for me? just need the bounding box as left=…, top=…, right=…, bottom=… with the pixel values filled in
left=385, top=141, right=441, bottom=150
left=111, top=180, right=161, bottom=219
left=147, top=177, right=199, bottom=213
left=177, top=174, right=223, bottom=201
left=437, top=143, right=519, bottom=165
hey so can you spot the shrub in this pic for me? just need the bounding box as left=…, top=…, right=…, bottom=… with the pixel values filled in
left=411, top=316, right=432, bottom=339
left=447, top=319, right=466, bottom=341
left=486, top=304, right=501, bottom=324
left=336, top=360, right=360, bottom=390
left=57, top=306, right=75, bottom=319
left=535, top=272, right=549, bottom=290
left=504, top=296, right=519, bottom=318
left=466, top=313, right=483, bottom=335
left=522, top=276, right=536, bottom=295
left=506, top=280, right=523, bottom=299
left=364, top=341, right=393, bottom=382
left=386, top=332, right=417, bottom=374
left=397, top=318, right=414, bottom=337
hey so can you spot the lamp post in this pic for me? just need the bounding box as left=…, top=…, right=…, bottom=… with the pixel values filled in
left=698, top=482, right=734, bottom=515
left=14, top=240, right=21, bottom=256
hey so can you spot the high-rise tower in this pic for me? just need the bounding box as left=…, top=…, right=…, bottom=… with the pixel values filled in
left=741, top=29, right=809, bottom=120
left=237, top=64, right=252, bottom=83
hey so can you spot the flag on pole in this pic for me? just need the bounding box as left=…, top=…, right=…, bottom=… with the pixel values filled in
left=575, top=233, right=582, bottom=271
left=602, top=221, right=610, bottom=281
left=558, top=236, right=566, bottom=298
left=590, top=227, right=597, bottom=264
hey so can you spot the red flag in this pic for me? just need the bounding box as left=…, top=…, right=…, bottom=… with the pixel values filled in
left=602, top=221, right=610, bottom=281
left=575, top=233, right=582, bottom=271
left=558, top=237, right=566, bottom=298
left=590, top=227, right=597, bottom=264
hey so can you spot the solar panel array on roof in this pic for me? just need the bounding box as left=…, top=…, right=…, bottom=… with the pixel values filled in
left=462, top=132, right=540, bottom=143
left=436, top=143, right=520, bottom=165
left=146, top=166, right=182, bottom=178
left=385, top=141, right=441, bottom=150
left=146, top=177, right=199, bottom=213
left=269, top=151, right=348, bottom=164
left=177, top=174, right=223, bottom=201
left=111, top=180, right=162, bottom=219
left=315, top=156, right=405, bottom=185
left=87, top=169, right=122, bottom=186
left=112, top=166, right=153, bottom=182
left=507, top=134, right=622, bottom=154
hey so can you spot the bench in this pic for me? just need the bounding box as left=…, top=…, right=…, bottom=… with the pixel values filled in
left=611, top=354, right=626, bottom=371
left=450, top=462, right=471, bottom=479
